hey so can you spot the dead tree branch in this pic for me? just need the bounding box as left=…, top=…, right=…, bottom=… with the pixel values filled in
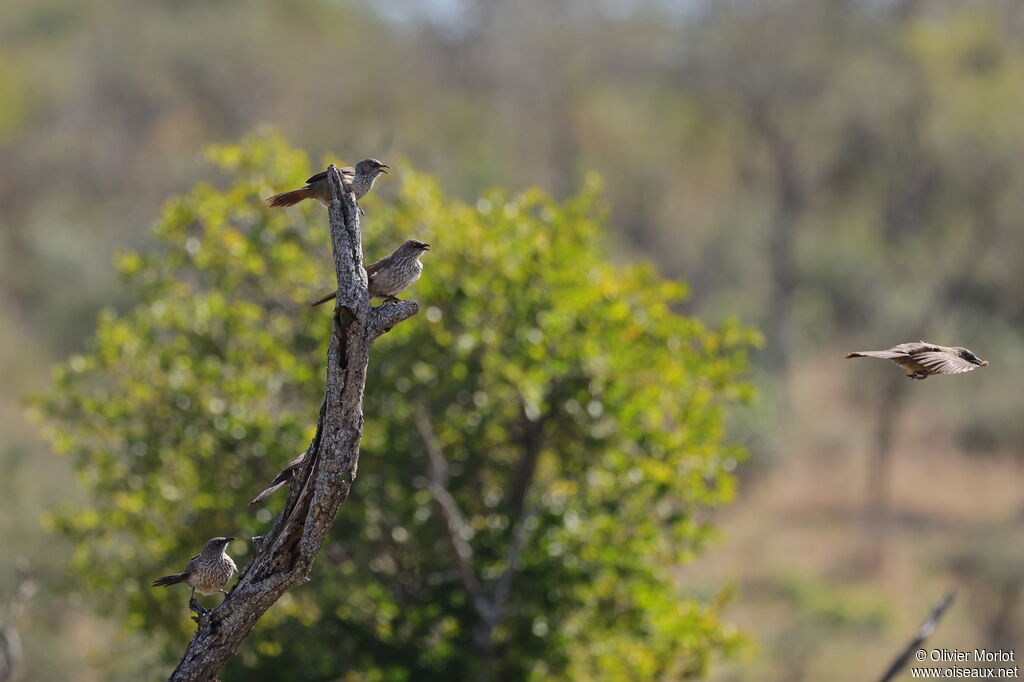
left=413, top=406, right=486, bottom=609
left=165, top=165, right=419, bottom=681
left=0, top=561, right=35, bottom=682
left=875, top=590, right=957, bottom=682
left=412, top=404, right=539, bottom=673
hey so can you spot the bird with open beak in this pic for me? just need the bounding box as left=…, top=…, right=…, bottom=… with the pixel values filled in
left=845, top=341, right=988, bottom=379
left=264, top=158, right=389, bottom=212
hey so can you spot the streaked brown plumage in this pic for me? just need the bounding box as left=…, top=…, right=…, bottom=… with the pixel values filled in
left=264, top=159, right=389, bottom=209
left=152, top=536, right=237, bottom=605
left=845, top=342, right=988, bottom=379
left=311, top=239, right=430, bottom=307
left=250, top=451, right=307, bottom=505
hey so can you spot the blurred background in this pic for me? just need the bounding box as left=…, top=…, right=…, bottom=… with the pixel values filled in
left=2, top=0, right=1024, bottom=680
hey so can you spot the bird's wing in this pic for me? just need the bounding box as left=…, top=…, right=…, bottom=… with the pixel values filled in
left=909, top=341, right=945, bottom=353
left=279, top=451, right=307, bottom=475
left=913, top=351, right=980, bottom=375
left=305, top=167, right=354, bottom=184
left=182, top=553, right=201, bottom=574
left=250, top=450, right=309, bottom=504
left=364, top=258, right=387, bottom=278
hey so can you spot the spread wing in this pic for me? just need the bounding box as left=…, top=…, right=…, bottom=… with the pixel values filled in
left=182, top=553, right=201, bottom=574
left=913, top=351, right=980, bottom=375
left=305, top=166, right=354, bottom=185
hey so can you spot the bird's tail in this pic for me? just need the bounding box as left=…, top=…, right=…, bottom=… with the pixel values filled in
left=265, top=187, right=312, bottom=208
left=310, top=291, right=337, bottom=307
left=250, top=472, right=293, bottom=505
left=152, top=572, right=189, bottom=588
left=845, top=350, right=901, bottom=359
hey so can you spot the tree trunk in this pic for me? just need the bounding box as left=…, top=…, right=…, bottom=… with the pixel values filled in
left=863, top=373, right=907, bottom=573
left=165, top=166, right=419, bottom=681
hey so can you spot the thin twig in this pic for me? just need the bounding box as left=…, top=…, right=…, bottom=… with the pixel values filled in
left=875, top=590, right=957, bottom=682
left=413, top=403, right=542, bottom=632
left=413, top=405, right=486, bottom=610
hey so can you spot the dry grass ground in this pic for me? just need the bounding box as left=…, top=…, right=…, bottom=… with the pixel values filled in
left=699, top=358, right=1024, bottom=682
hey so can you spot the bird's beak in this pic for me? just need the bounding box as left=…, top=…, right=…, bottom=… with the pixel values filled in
left=980, top=360, right=989, bottom=367
left=225, top=536, right=236, bottom=542
left=422, top=243, right=431, bottom=250
left=379, top=165, right=390, bottom=174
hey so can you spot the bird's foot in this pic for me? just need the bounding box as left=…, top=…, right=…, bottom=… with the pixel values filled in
left=384, top=296, right=402, bottom=305
left=189, top=596, right=210, bottom=616
left=358, top=206, right=366, bottom=217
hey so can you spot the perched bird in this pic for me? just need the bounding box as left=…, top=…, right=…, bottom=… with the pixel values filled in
left=152, top=536, right=237, bottom=609
left=250, top=451, right=307, bottom=505
left=311, top=239, right=431, bottom=307
left=264, top=159, right=389, bottom=210
left=845, top=342, right=988, bottom=379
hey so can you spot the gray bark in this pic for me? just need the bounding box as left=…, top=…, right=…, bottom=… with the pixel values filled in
left=165, top=165, right=419, bottom=682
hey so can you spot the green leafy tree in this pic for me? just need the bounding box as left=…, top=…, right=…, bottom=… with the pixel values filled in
left=35, top=131, right=758, bottom=681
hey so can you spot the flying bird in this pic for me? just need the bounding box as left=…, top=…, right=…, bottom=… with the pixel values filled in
left=264, top=159, right=389, bottom=211
left=152, top=536, right=237, bottom=611
left=845, top=342, right=988, bottom=379
left=311, top=239, right=430, bottom=307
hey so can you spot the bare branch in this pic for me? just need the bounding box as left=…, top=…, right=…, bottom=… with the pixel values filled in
left=413, top=405, right=487, bottom=613
left=492, top=506, right=536, bottom=614
left=507, top=396, right=555, bottom=534
left=875, top=590, right=957, bottom=682
left=164, top=165, right=419, bottom=681
left=490, top=395, right=552, bottom=618
left=372, top=300, right=420, bottom=336
left=0, top=561, right=35, bottom=682
left=413, top=400, right=543, bottom=649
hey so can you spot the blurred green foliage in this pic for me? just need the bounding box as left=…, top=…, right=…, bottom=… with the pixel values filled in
left=6, top=2, right=1024, bottom=680
left=34, top=132, right=758, bottom=680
